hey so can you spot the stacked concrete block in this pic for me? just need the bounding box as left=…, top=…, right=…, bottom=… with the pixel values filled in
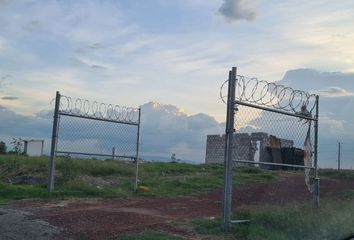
left=205, top=132, right=294, bottom=169
left=205, top=135, right=226, bottom=164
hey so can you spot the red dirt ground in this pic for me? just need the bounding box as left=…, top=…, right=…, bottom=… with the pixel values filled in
left=9, top=176, right=354, bottom=240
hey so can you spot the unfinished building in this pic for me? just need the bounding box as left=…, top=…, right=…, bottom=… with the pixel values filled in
left=205, top=132, right=302, bottom=169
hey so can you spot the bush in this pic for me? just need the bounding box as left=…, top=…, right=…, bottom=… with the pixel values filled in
left=59, top=158, right=79, bottom=182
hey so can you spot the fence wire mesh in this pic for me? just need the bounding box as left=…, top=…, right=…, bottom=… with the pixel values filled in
left=56, top=115, right=138, bottom=160
left=56, top=94, right=140, bottom=160
left=221, top=68, right=319, bottom=230
left=48, top=91, right=140, bottom=192
left=234, top=105, right=316, bottom=169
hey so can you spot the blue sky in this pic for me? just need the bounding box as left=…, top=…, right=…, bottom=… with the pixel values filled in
left=1, top=0, right=354, bottom=167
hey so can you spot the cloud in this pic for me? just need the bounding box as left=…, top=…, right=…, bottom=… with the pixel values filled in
left=73, top=57, right=108, bottom=70
left=75, top=43, right=105, bottom=54
left=0, top=107, right=51, bottom=138
left=0, top=75, right=11, bottom=88
left=316, top=87, right=354, bottom=97
left=90, top=64, right=107, bottom=70
left=0, top=101, right=223, bottom=162
left=218, top=0, right=258, bottom=22
left=140, top=102, right=223, bottom=161
left=279, top=69, right=354, bottom=98
left=235, top=68, right=354, bottom=168
left=2, top=96, right=18, bottom=100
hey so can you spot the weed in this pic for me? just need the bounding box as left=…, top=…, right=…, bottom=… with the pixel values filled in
left=190, top=201, right=354, bottom=240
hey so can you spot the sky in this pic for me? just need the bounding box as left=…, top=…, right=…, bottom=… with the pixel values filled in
left=1, top=0, right=354, bottom=167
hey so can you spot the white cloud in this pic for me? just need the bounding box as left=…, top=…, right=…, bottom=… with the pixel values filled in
left=317, top=87, right=354, bottom=97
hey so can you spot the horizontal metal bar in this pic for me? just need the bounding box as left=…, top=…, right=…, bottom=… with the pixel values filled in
left=55, top=151, right=136, bottom=159
left=233, top=159, right=315, bottom=169
left=58, top=112, right=139, bottom=126
left=230, top=220, right=251, bottom=224
left=235, top=101, right=318, bottom=121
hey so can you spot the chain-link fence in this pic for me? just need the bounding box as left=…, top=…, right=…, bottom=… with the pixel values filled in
left=220, top=67, right=319, bottom=230
left=233, top=103, right=315, bottom=169
left=47, top=91, right=141, bottom=192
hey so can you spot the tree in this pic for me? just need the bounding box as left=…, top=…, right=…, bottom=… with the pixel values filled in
left=0, top=141, right=6, bottom=154
left=170, top=153, right=180, bottom=163
left=10, top=138, right=23, bottom=155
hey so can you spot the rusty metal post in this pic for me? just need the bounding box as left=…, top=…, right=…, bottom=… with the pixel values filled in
left=222, top=67, right=237, bottom=230
left=48, top=91, right=61, bottom=192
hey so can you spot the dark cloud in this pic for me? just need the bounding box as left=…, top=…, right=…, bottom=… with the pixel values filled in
left=72, top=57, right=107, bottom=70
left=90, top=64, right=107, bottom=70
left=218, top=0, right=258, bottom=22
left=0, top=108, right=51, bottom=138
left=279, top=69, right=354, bottom=93
left=2, top=96, right=19, bottom=100
left=265, top=69, right=354, bottom=168
left=0, top=101, right=223, bottom=162
left=76, top=43, right=105, bottom=54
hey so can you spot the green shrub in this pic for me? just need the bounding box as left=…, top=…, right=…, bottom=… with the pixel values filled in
left=58, top=158, right=79, bottom=182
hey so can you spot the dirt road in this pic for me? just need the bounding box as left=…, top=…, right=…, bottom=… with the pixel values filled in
left=2, top=176, right=354, bottom=240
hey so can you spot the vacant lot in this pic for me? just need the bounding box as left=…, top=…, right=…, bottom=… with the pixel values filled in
left=1, top=155, right=354, bottom=239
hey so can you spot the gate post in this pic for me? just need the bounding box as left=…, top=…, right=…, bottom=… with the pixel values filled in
left=313, top=95, right=320, bottom=207
left=48, top=91, right=61, bottom=192
left=222, top=67, right=237, bottom=230
left=134, top=108, right=141, bottom=192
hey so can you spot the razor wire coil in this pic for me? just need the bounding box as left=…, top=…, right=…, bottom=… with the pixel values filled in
left=58, top=95, right=140, bottom=124
left=220, top=75, right=317, bottom=114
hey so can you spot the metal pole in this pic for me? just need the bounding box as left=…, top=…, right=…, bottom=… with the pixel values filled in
left=112, top=147, right=116, bottom=160
left=41, top=140, right=44, bottom=156
left=222, top=67, right=236, bottom=231
left=48, top=91, right=61, bottom=192
left=313, top=95, right=320, bottom=207
left=338, top=142, right=341, bottom=170
left=134, top=108, right=141, bottom=192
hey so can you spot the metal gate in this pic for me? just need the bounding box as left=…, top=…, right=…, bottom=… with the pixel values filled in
left=47, top=91, right=141, bottom=192
left=220, top=67, right=319, bottom=230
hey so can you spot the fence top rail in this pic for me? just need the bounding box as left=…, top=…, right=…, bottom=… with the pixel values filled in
left=235, top=100, right=318, bottom=121
left=55, top=151, right=136, bottom=159
left=233, top=159, right=315, bottom=170
left=220, top=74, right=318, bottom=120
left=58, top=93, right=140, bottom=125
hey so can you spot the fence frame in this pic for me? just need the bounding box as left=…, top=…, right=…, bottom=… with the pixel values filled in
left=47, top=91, right=141, bottom=192
left=221, top=67, right=319, bottom=230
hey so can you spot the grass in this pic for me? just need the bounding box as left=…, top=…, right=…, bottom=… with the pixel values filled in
left=0, top=155, right=279, bottom=202
left=189, top=200, right=354, bottom=240
left=137, top=162, right=277, bottom=197
left=114, top=230, right=185, bottom=240
left=319, top=168, right=354, bottom=180
left=344, top=190, right=354, bottom=199
left=2, top=155, right=354, bottom=239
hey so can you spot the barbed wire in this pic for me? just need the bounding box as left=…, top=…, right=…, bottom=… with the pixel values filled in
left=58, top=95, right=140, bottom=124
left=220, top=75, right=317, bottom=114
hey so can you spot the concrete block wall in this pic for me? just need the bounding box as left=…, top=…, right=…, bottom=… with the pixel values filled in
left=205, top=132, right=294, bottom=167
